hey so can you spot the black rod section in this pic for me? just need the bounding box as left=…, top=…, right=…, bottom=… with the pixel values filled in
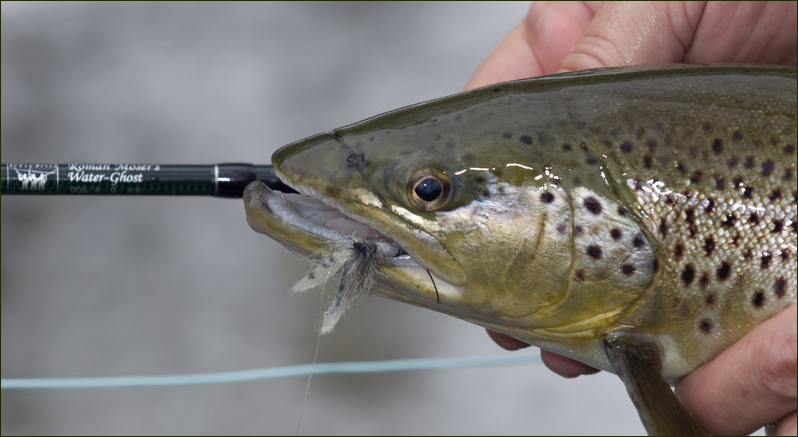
left=1, top=163, right=295, bottom=198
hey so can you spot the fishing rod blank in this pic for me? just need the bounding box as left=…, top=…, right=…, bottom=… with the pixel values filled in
left=0, top=163, right=294, bottom=198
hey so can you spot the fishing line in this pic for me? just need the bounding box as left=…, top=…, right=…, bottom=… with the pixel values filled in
left=0, top=355, right=542, bottom=390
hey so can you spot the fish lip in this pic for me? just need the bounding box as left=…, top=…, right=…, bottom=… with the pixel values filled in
left=261, top=171, right=421, bottom=269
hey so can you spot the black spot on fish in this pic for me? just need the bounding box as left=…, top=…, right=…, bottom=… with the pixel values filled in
left=722, top=213, right=736, bottom=228
left=711, top=138, right=723, bottom=154
left=785, top=144, right=795, bottom=154
left=784, top=169, right=794, bottom=182
left=618, top=206, right=629, bottom=216
left=434, top=133, right=442, bottom=141
left=761, top=253, right=772, bottom=270
left=647, top=139, right=657, bottom=151
left=699, top=319, right=712, bottom=334
left=713, top=174, right=726, bottom=190
left=733, top=176, right=744, bottom=188
left=677, top=161, right=687, bottom=174
left=774, top=278, right=787, bottom=298
left=556, top=223, right=567, bottom=234
left=717, top=261, right=731, bottom=281
left=681, top=264, right=695, bottom=286
left=575, top=226, right=583, bottom=236
left=651, top=258, right=659, bottom=273
left=475, top=175, right=487, bottom=184
left=540, top=192, right=554, bottom=204
left=690, top=171, right=703, bottom=184
left=621, top=264, right=635, bottom=276
left=633, top=232, right=646, bottom=249
left=704, top=238, right=715, bottom=256
left=307, top=271, right=315, bottom=280
left=761, top=160, right=775, bottom=176
left=481, top=189, right=490, bottom=197
left=773, top=219, right=783, bottom=234
left=781, top=249, right=791, bottom=263
left=705, top=197, right=716, bottom=213
left=643, top=154, right=653, bottom=169
left=700, top=272, right=711, bottom=289
left=742, top=186, right=753, bottom=199
left=727, top=156, right=738, bottom=168
left=665, top=194, right=675, bottom=205
left=519, top=135, right=533, bottom=145
left=733, top=130, right=743, bottom=141
left=686, top=208, right=698, bottom=237
left=574, top=269, right=585, bottom=282
left=586, top=245, right=602, bottom=259
left=749, top=212, right=760, bottom=226
left=620, top=141, right=633, bottom=153
left=752, top=291, right=765, bottom=308
left=674, top=243, right=684, bottom=260
left=744, top=156, right=755, bottom=169
left=769, top=189, right=782, bottom=202
left=562, top=143, right=572, bottom=151
left=704, top=292, right=715, bottom=306
left=610, top=228, right=622, bottom=241
left=585, top=153, right=598, bottom=165
left=584, top=197, right=603, bottom=215
left=659, top=218, right=669, bottom=237
left=502, top=132, right=512, bottom=139
left=702, top=123, right=712, bottom=132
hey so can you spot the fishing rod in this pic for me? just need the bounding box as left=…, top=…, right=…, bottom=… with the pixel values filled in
left=0, top=163, right=295, bottom=198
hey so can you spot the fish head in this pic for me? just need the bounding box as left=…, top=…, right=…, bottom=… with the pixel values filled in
left=246, top=82, right=655, bottom=367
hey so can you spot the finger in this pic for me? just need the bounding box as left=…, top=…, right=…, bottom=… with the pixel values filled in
left=541, top=349, right=600, bottom=378
left=485, top=329, right=531, bottom=351
left=466, top=1, right=597, bottom=90
left=675, top=304, right=797, bottom=436
left=560, top=1, right=708, bottom=71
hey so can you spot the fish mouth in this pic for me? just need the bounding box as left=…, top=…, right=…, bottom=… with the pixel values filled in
left=243, top=178, right=464, bottom=307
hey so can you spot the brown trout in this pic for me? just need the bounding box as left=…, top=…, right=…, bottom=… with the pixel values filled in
left=244, top=65, right=797, bottom=434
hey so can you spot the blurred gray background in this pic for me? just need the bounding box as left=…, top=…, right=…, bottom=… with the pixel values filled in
left=1, top=2, right=644, bottom=435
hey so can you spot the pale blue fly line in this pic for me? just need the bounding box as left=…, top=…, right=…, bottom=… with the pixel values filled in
left=1, top=354, right=541, bottom=390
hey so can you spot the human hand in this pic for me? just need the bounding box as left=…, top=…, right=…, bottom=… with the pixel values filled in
left=468, top=1, right=797, bottom=434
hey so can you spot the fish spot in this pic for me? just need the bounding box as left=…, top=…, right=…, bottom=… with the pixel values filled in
left=711, top=139, right=723, bottom=154
left=744, top=156, right=755, bottom=169
left=774, top=278, right=787, bottom=298
left=727, top=156, right=739, bottom=168
left=502, top=131, right=512, bottom=139
left=780, top=249, right=791, bottom=263
left=445, top=142, right=456, bottom=149
left=773, top=219, right=783, bottom=234
left=617, top=206, right=629, bottom=216
left=586, top=245, right=602, bottom=259
left=562, top=143, right=572, bottom=151
left=751, top=290, right=766, bottom=308
left=674, top=243, right=684, bottom=260
left=700, top=272, right=710, bottom=289
left=702, top=123, right=712, bottom=132
left=742, top=186, right=753, bottom=199
left=769, top=189, right=782, bottom=202
left=575, top=226, right=584, bottom=236
left=761, top=253, right=772, bottom=270
left=584, top=197, right=603, bottom=215
left=621, top=264, right=635, bottom=276
left=659, top=218, right=669, bottom=237
left=743, top=247, right=754, bottom=260
left=610, top=228, right=622, bottom=241
left=620, top=141, right=633, bottom=153
left=733, top=176, right=744, bottom=187
left=717, top=261, right=731, bottom=281
left=574, top=269, right=585, bottom=282
left=705, top=198, right=716, bottom=213
left=699, top=319, right=712, bottom=334
left=643, top=154, right=653, bottom=169
left=686, top=208, right=698, bottom=237
left=677, top=161, right=688, bottom=174
left=733, top=130, right=743, bottom=141
left=690, top=171, right=703, bottom=184
left=633, top=232, right=646, bottom=249
left=713, top=174, right=726, bottom=190
left=704, top=238, right=715, bottom=256
left=585, top=153, right=598, bottom=165
left=784, top=169, right=793, bottom=182
left=556, top=223, right=567, bottom=234
left=647, top=139, right=657, bottom=151
left=761, top=160, right=775, bottom=176
left=651, top=258, right=659, bottom=273
left=722, top=213, right=736, bottom=228
left=749, top=212, right=760, bottom=226
left=519, top=135, right=533, bottom=145
left=704, top=292, right=715, bottom=306
left=540, top=192, right=555, bottom=204
left=785, top=144, right=796, bottom=154
left=681, top=264, right=695, bottom=286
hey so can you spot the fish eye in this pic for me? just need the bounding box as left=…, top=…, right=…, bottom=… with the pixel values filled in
left=409, top=171, right=451, bottom=211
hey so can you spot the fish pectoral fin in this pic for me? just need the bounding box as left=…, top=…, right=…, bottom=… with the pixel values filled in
left=603, top=332, right=705, bottom=436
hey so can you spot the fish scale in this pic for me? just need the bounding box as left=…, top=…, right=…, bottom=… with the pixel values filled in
left=246, top=65, right=796, bottom=434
